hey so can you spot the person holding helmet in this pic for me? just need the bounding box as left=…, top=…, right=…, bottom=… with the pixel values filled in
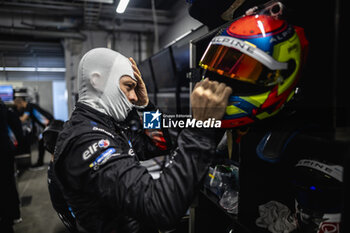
left=53, top=48, right=232, bottom=233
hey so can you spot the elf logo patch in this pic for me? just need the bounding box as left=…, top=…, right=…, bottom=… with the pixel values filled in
left=83, top=139, right=110, bottom=160
left=98, top=139, right=110, bottom=148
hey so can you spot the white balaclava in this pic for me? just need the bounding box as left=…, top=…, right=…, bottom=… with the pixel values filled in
left=77, top=48, right=136, bottom=121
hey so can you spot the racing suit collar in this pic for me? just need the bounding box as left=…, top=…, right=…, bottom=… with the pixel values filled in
left=75, top=102, right=116, bottom=130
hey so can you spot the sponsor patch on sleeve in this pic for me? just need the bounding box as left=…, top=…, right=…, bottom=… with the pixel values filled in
left=82, top=139, right=110, bottom=160
left=89, top=148, right=120, bottom=170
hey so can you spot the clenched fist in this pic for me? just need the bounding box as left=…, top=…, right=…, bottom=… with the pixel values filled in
left=191, top=78, right=232, bottom=121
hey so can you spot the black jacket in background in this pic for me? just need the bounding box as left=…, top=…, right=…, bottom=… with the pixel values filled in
left=0, top=101, right=21, bottom=221
left=53, top=102, right=222, bottom=233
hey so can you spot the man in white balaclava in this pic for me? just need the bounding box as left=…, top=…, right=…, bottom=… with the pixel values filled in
left=52, top=48, right=231, bottom=233
left=77, top=48, right=147, bottom=122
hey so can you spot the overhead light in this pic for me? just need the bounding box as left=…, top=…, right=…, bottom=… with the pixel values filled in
left=116, top=0, right=130, bottom=14
left=0, top=67, right=66, bottom=72
left=4, top=67, right=36, bottom=72
left=37, top=67, right=66, bottom=72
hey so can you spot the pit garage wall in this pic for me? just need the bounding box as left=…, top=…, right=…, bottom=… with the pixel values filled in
left=159, top=1, right=203, bottom=48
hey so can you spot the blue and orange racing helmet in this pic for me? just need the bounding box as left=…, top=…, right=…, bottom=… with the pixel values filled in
left=199, top=10, right=308, bottom=128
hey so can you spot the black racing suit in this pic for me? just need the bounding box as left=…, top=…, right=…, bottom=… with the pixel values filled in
left=53, top=102, right=222, bottom=233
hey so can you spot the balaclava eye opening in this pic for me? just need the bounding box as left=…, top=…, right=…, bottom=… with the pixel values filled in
left=77, top=48, right=136, bottom=122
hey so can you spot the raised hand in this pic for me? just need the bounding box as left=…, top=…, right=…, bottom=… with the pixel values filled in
left=129, top=57, right=149, bottom=106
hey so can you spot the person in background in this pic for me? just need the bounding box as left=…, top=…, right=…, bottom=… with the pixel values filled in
left=14, top=97, right=54, bottom=170
left=0, top=99, right=21, bottom=233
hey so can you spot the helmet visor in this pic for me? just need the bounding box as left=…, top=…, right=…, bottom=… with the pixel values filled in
left=199, top=36, right=288, bottom=86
